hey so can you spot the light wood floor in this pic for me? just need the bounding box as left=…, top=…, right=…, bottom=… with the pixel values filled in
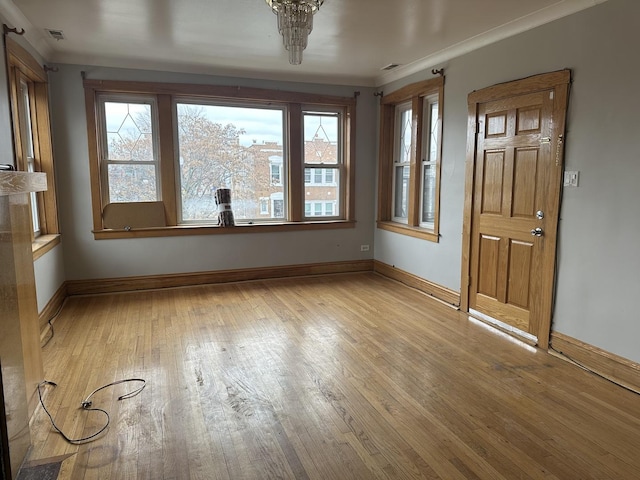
left=28, top=272, right=640, bottom=479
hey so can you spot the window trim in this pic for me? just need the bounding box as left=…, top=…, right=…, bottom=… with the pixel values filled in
left=84, top=79, right=356, bottom=238
left=97, top=94, right=162, bottom=205
left=377, top=76, right=444, bottom=242
left=6, top=37, right=60, bottom=254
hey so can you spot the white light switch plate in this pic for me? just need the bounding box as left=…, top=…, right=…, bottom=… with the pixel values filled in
left=563, top=171, right=579, bottom=187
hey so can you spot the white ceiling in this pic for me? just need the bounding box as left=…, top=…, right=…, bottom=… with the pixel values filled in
left=1, top=0, right=606, bottom=86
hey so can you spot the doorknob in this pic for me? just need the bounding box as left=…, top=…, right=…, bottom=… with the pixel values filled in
left=531, top=227, right=544, bottom=237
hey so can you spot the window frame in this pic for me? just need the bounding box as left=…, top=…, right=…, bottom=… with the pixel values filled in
left=97, top=94, right=162, bottom=206
left=302, top=108, right=343, bottom=220
left=377, top=76, right=444, bottom=242
left=84, top=79, right=356, bottom=239
left=6, top=38, right=60, bottom=258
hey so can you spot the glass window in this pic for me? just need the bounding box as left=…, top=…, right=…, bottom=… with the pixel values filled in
left=175, top=102, right=285, bottom=223
left=101, top=98, right=159, bottom=203
left=303, top=110, right=341, bottom=218
left=18, top=79, right=40, bottom=236
left=325, top=202, right=334, bottom=216
left=377, top=77, right=443, bottom=242
left=392, top=103, right=412, bottom=223
left=325, top=169, right=334, bottom=184
left=259, top=197, right=269, bottom=215
left=6, top=38, right=60, bottom=246
left=420, top=98, right=439, bottom=227
left=84, top=79, right=356, bottom=237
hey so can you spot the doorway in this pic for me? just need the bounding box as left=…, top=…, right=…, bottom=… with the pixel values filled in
left=461, top=70, right=570, bottom=349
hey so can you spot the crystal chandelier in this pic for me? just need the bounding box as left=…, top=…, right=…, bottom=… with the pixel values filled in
left=265, top=0, right=324, bottom=65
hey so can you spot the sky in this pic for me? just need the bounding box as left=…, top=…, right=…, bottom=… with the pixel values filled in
left=105, top=100, right=339, bottom=149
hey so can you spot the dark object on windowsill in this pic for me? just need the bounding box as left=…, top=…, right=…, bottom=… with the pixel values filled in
left=0, top=164, right=15, bottom=171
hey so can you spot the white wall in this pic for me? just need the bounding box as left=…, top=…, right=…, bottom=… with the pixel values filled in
left=33, top=244, right=65, bottom=312
left=49, top=66, right=377, bottom=280
left=375, top=0, right=640, bottom=363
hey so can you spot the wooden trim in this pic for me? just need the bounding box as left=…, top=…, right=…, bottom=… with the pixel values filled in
left=460, top=102, right=478, bottom=312
left=84, top=85, right=105, bottom=232
left=157, top=94, right=178, bottom=225
left=93, top=219, right=355, bottom=239
left=550, top=331, right=640, bottom=394
left=373, top=260, right=459, bottom=307
left=33, top=82, right=59, bottom=234
left=345, top=102, right=356, bottom=222
left=468, top=70, right=571, bottom=104
left=38, top=282, right=68, bottom=341
left=83, top=78, right=357, bottom=108
left=376, top=220, right=439, bottom=242
left=376, top=103, right=394, bottom=222
left=407, top=96, right=422, bottom=225
left=381, top=77, right=444, bottom=105
left=66, top=260, right=374, bottom=296
left=288, top=103, right=303, bottom=221
left=5, top=37, right=46, bottom=82
left=431, top=82, right=444, bottom=237
left=32, top=233, right=60, bottom=260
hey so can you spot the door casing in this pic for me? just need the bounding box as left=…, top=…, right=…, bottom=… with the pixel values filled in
left=460, top=70, right=571, bottom=349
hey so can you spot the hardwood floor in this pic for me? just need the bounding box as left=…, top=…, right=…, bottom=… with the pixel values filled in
left=28, top=273, right=640, bottom=479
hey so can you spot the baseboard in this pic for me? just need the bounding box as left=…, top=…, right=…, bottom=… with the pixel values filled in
left=38, top=282, right=67, bottom=341
left=66, top=259, right=375, bottom=296
left=373, top=260, right=460, bottom=307
left=550, top=331, right=640, bottom=393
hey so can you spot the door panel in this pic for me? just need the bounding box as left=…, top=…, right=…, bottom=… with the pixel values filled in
left=466, top=75, right=569, bottom=345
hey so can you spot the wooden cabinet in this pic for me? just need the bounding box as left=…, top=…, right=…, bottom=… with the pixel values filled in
left=0, top=171, right=46, bottom=479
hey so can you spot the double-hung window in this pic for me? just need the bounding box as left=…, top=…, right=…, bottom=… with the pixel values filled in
left=6, top=37, right=60, bottom=257
left=377, top=77, right=443, bottom=242
left=99, top=97, right=160, bottom=204
left=84, top=79, right=356, bottom=238
left=303, top=110, right=342, bottom=219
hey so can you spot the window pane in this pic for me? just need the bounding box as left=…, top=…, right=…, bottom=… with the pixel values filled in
left=259, top=198, right=269, bottom=215
left=272, top=199, right=285, bottom=218
left=108, top=164, right=158, bottom=202
left=325, top=169, right=334, bottom=184
left=421, top=163, right=436, bottom=224
left=325, top=202, right=334, bottom=216
left=428, top=101, right=439, bottom=162
left=303, top=112, right=339, bottom=165
left=176, top=103, right=285, bottom=222
left=397, top=105, right=412, bottom=165
left=314, top=203, right=323, bottom=216
left=394, top=165, right=409, bottom=219
left=105, top=102, right=154, bottom=162
left=305, top=168, right=340, bottom=217
left=20, top=81, right=34, bottom=159
left=19, top=80, right=40, bottom=235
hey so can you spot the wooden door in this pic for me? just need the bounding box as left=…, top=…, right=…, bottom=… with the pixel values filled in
left=462, top=71, right=570, bottom=349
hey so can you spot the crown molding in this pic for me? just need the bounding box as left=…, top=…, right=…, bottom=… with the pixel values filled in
left=0, top=0, right=54, bottom=60
left=375, top=0, right=609, bottom=87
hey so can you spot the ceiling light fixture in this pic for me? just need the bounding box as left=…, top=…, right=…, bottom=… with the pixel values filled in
left=265, top=0, right=324, bottom=65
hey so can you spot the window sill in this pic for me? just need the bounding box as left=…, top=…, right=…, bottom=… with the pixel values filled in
left=93, top=220, right=355, bottom=240
left=376, top=221, right=439, bottom=243
left=32, top=234, right=61, bottom=260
